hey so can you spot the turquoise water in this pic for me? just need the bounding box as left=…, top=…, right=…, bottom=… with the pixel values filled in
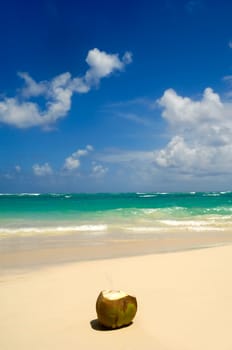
left=0, top=192, right=232, bottom=237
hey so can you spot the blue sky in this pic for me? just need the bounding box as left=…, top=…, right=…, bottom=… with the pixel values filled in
left=1, top=0, right=232, bottom=192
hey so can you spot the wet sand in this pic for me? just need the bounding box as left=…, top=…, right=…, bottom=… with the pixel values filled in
left=1, top=230, right=232, bottom=272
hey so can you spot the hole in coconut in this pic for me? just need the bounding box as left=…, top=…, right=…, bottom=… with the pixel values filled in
left=102, top=290, right=128, bottom=300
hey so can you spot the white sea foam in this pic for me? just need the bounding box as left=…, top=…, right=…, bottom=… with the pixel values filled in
left=0, top=224, right=108, bottom=235
left=159, top=220, right=209, bottom=226
left=142, top=209, right=159, bottom=214
left=210, top=207, right=232, bottom=213
left=190, top=227, right=224, bottom=232
left=18, top=193, right=41, bottom=196
left=203, top=193, right=220, bottom=196
left=125, top=226, right=162, bottom=232
left=139, top=194, right=157, bottom=198
left=0, top=193, right=41, bottom=196
left=126, top=225, right=224, bottom=233
left=48, top=193, right=64, bottom=197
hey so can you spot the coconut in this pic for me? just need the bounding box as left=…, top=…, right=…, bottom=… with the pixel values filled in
left=96, top=290, right=137, bottom=329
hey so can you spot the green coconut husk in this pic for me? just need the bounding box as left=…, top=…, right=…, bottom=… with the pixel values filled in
left=96, top=290, right=137, bottom=329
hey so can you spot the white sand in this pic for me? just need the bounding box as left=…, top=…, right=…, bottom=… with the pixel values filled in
left=1, top=245, right=232, bottom=350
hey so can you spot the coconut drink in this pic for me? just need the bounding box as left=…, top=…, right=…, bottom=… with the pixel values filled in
left=96, top=290, right=137, bottom=329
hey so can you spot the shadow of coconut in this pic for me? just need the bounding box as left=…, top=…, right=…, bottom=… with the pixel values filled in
left=90, top=319, right=133, bottom=331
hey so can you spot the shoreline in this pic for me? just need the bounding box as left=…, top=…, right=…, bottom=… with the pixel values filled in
left=1, top=230, right=232, bottom=273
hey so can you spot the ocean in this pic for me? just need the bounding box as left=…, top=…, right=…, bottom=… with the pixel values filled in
left=1, top=192, right=232, bottom=242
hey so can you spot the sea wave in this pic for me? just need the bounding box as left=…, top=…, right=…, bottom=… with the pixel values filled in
left=19, top=193, right=41, bottom=196
left=158, top=220, right=209, bottom=226
left=203, top=193, right=221, bottom=197
left=0, top=193, right=40, bottom=196
left=125, top=225, right=224, bottom=232
left=189, top=227, right=224, bottom=232
left=0, top=224, right=108, bottom=235
left=125, top=226, right=163, bottom=232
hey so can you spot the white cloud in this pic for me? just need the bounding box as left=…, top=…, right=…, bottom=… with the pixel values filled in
left=18, top=72, right=48, bottom=97
left=90, top=162, right=108, bottom=178
left=229, top=41, right=232, bottom=49
left=155, top=87, right=232, bottom=175
left=0, top=72, right=72, bottom=129
left=86, top=144, right=94, bottom=151
left=0, top=49, right=132, bottom=129
left=69, top=77, right=90, bottom=94
left=84, top=48, right=132, bottom=86
left=158, top=88, right=223, bottom=126
left=63, top=156, right=80, bottom=171
left=63, top=145, right=93, bottom=171
left=122, top=51, right=133, bottom=65
left=33, top=163, right=53, bottom=176
left=155, top=136, right=212, bottom=171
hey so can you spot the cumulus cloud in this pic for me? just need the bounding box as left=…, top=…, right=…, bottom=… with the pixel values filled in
left=63, top=157, right=80, bottom=171
left=63, top=145, right=93, bottom=171
left=18, top=72, right=48, bottom=98
left=155, top=136, right=213, bottom=172
left=155, top=87, right=232, bottom=175
left=90, top=162, right=108, bottom=178
left=84, top=48, right=132, bottom=86
left=0, top=72, right=72, bottom=129
left=0, top=49, right=132, bottom=129
left=33, top=163, right=53, bottom=176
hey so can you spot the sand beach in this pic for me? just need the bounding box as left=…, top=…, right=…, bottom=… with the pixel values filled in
left=1, top=241, right=232, bottom=350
